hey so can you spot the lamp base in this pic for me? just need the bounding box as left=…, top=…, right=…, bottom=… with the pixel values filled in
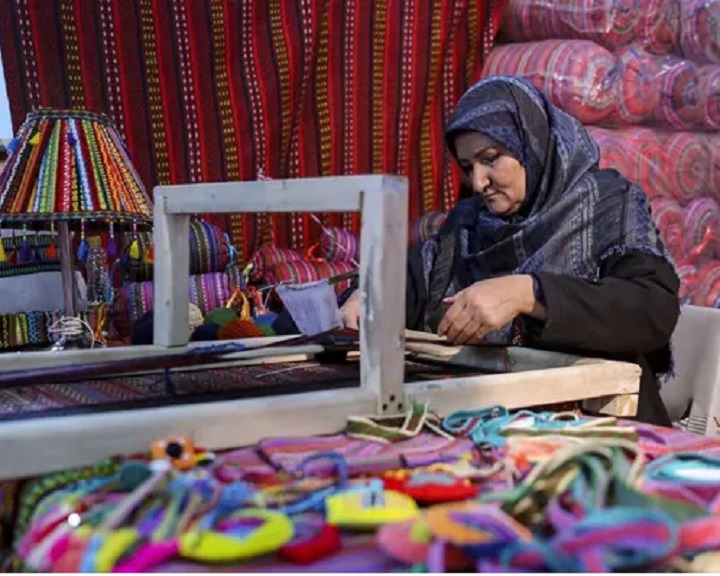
left=47, top=315, right=104, bottom=352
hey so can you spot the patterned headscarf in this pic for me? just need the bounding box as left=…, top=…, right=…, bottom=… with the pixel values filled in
left=421, top=76, right=671, bottom=340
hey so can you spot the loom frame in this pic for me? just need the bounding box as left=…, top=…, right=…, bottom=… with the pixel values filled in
left=0, top=175, right=639, bottom=480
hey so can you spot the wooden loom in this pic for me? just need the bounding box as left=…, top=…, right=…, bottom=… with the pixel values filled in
left=0, top=175, right=639, bottom=481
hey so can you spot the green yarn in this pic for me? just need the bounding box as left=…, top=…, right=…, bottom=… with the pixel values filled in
left=258, top=324, right=276, bottom=337
left=204, top=307, right=238, bottom=327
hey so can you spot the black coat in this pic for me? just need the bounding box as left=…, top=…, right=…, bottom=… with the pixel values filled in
left=406, top=246, right=680, bottom=426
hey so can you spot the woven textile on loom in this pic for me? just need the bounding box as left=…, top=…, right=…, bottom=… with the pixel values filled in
left=0, top=0, right=506, bottom=261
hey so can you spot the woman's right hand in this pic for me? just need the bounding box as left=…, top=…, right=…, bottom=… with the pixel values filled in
left=340, top=290, right=361, bottom=329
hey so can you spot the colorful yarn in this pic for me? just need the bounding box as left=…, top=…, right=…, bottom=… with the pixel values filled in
left=318, top=228, right=359, bottom=263
left=482, top=40, right=617, bottom=125
left=684, top=198, right=720, bottom=259
left=651, top=198, right=686, bottom=261
left=250, top=246, right=304, bottom=283
left=191, top=323, right=220, bottom=341
left=217, top=318, right=265, bottom=340
left=676, top=0, right=720, bottom=65
left=664, top=132, right=711, bottom=203
left=0, top=109, right=152, bottom=223
left=501, top=0, right=677, bottom=54
left=203, top=307, right=238, bottom=328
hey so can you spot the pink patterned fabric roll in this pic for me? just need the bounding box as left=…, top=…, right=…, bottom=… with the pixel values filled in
left=709, top=134, right=720, bottom=203
left=267, top=259, right=356, bottom=295
left=613, top=127, right=669, bottom=198
left=116, top=272, right=233, bottom=324
left=651, top=198, right=686, bottom=261
left=501, top=0, right=677, bottom=53
left=614, top=48, right=662, bottom=125
left=698, top=65, right=720, bottom=129
left=653, top=57, right=704, bottom=130
left=249, top=245, right=303, bottom=283
left=585, top=127, right=633, bottom=180
left=692, top=260, right=720, bottom=307
left=675, top=259, right=700, bottom=303
left=683, top=197, right=720, bottom=259
left=676, top=0, right=720, bottom=66
left=482, top=40, right=617, bottom=124
left=318, top=227, right=359, bottom=263
left=664, top=132, right=711, bottom=203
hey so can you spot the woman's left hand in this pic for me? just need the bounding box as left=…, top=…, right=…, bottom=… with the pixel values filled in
left=437, top=275, right=534, bottom=345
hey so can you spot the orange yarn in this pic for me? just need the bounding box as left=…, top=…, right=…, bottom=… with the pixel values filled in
left=217, top=318, right=265, bottom=340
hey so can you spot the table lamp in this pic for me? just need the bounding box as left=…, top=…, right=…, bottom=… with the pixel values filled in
left=0, top=109, right=153, bottom=350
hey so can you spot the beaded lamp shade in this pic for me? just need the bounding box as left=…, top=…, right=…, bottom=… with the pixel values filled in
left=0, top=109, right=152, bottom=225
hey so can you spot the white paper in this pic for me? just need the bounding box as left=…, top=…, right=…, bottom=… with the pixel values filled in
left=276, top=279, right=344, bottom=336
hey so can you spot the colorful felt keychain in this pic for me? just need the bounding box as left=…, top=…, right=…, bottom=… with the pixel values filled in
left=381, top=469, right=479, bottom=504
left=325, top=479, right=420, bottom=530
left=278, top=514, right=341, bottom=565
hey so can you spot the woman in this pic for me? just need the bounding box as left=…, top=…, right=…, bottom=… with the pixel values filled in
left=342, top=76, right=680, bottom=426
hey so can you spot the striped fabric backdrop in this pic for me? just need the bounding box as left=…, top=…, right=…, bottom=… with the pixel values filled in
left=0, top=0, right=505, bottom=261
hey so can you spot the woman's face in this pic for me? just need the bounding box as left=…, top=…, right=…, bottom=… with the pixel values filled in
left=453, top=131, right=526, bottom=216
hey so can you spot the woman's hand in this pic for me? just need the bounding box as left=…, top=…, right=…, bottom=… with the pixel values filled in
left=340, top=289, right=361, bottom=329
left=437, top=275, right=536, bottom=345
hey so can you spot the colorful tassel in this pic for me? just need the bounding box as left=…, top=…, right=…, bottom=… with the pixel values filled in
left=107, top=223, right=117, bottom=259
left=129, top=240, right=141, bottom=260
left=77, top=220, right=88, bottom=262
left=0, top=241, right=7, bottom=263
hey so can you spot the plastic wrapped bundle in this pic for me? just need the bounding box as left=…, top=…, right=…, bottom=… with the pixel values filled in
left=710, top=134, right=720, bottom=203
left=692, top=260, right=720, bottom=307
left=653, top=56, right=705, bottom=131
left=676, top=0, right=720, bottom=66
left=698, top=66, right=720, bottom=130
left=614, top=48, right=663, bottom=125
left=501, top=0, right=678, bottom=54
left=651, top=199, right=686, bottom=261
left=585, top=127, right=633, bottom=179
left=683, top=197, right=720, bottom=259
left=663, top=132, right=711, bottom=204
left=614, top=128, right=669, bottom=198
left=676, top=259, right=700, bottom=303
left=482, top=40, right=617, bottom=124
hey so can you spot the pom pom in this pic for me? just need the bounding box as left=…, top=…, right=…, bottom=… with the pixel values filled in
left=77, top=239, right=88, bottom=262
left=204, top=307, right=238, bottom=327
left=217, top=318, right=265, bottom=340
left=107, top=237, right=117, bottom=259
left=46, top=242, right=57, bottom=259
left=0, top=242, right=6, bottom=263
left=7, top=137, right=20, bottom=155
left=29, top=132, right=40, bottom=146
left=191, top=324, right=220, bottom=342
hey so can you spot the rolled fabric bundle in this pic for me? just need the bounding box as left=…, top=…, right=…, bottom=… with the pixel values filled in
left=698, top=65, right=720, bottom=130
left=249, top=245, right=303, bottom=283
left=613, top=48, right=662, bottom=125
left=651, top=198, right=686, bottom=261
left=676, top=0, right=720, bottom=66
left=585, top=127, right=633, bottom=180
left=676, top=259, right=700, bottom=303
left=692, top=260, right=720, bottom=307
left=653, top=57, right=704, bottom=130
left=266, top=259, right=357, bottom=295
left=482, top=40, right=617, bottom=124
left=613, top=127, right=669, bottom=198
left=501, top=0, right=677, bottom=54
left=318, top=227, right=359, bottom=263
left=664, top=132, right=711, bottom=203
left=683, top=197, right=720, bottom=259
left=709, top=134, right=720, bottom=203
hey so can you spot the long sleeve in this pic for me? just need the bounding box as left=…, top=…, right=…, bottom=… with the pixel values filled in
left=527, top=252, right=680, bottom=355
left=406, top=243, right=429, bottom=331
